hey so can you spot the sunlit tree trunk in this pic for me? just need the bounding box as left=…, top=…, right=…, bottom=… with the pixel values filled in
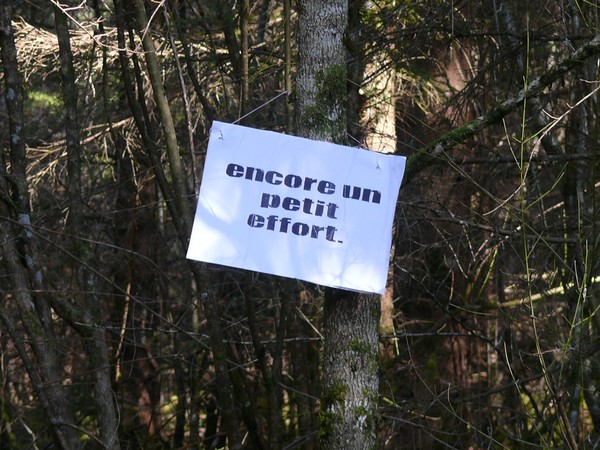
left=296, top=1, right=380, bottom=448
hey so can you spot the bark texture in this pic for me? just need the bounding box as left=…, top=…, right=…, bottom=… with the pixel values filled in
left=0, top=3, right=80, bottom=448
left=296, top=1, right=380, bottom=448
left=296, top=0, right=348, bottom=143
left=320, top=291, right=380, bottom=449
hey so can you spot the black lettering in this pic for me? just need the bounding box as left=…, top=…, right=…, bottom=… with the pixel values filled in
left=303, top=177, right=317, bottom=191
left=327, top=203, right=339, bottom=219
left=226, top=163, right=244, bottom=177
left=311, top=225, right=324, bottom=238
left=246, top=166, right=264, bottom=181
left=362, top=189, right=381, bottom=204
left=265, top=170, right=283, bottom=185
left=342, top=185, right=381, bottom=204
left=314, top=200, right=325, bottom=217
left=279, top=217, right=291, bottom=233
left=342, top=185, right=361, bottom=200
left=284, top=174, right=302, bottom=188
left=318, top=180, right=335, bottom=194
left=292, top=222, right=309, bottom=236
left=325, top=225, right=338, bottom=241
left=302, top=198, right=314, bottom=214
left=261, top=193, right=280, bottom=208
left=227, top=164, right=337, bottom=194
left=247, top=213, right=342, bottom=243
left=266, top=215, right=279, bottom=230
left=282, top=197, right=301, bottom=211
left=247, top=214, right=264, bottom=227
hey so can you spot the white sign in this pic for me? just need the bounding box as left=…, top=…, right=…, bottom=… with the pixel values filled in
left=186, top=121, right=406, bottom=294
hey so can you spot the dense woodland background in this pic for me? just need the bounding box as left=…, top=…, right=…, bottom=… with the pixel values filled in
left=1, top=0, right=600, bottom=448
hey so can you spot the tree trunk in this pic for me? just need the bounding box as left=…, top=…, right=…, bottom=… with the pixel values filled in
left=133, top=0, right=191, bottom=241
left=320, top=291, right=380, bottom=448
left=0, top=3, right=80, bottom=447
left=296, top=1, right=380, bottom=448
left=53, top=5, right=122, bottom=448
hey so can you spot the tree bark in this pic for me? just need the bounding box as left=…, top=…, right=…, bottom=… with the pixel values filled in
left=53, top=5, right=122, bottom=447
left=239, top=0, right=250, bottom=115
left=296, top=1, right=380, bottom=448
left=133, top=0, right=192, bottom=241
left=296, top=0, right=347, bottom=143
left=0, top=3, right=81, bottom=448
left=54, top=1, right=83, bottom=231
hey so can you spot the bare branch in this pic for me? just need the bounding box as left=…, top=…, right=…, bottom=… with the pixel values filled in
left=403, top=33, right=600, bottom=184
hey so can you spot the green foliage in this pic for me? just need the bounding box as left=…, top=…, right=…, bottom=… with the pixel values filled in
left=321, top=380, right=348, bottom=408
left=0, top=409, right=18, bottom=449
left=300, top=64, right=348, bottom=142
left=27, top=90, right=63, bottom=111
left=349, top=337, right=370, bottom=353
left=315, top=64, right=347, bottom=107
left=319, top=380, right=348, bottom=438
